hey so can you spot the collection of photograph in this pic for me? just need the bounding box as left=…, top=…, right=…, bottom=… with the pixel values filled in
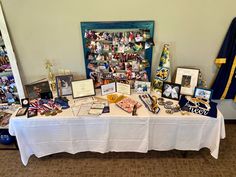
left=84, top=29, right=154, bottom=88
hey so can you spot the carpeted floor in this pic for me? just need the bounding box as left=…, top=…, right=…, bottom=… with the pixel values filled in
left=0, top=124, right=235, bottom=177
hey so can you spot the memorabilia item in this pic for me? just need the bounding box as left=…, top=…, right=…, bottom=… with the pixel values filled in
left=71, top=79, right=95, bottom=98
left=45, top=60, right=56, bottom=91
left=40, top=91, right=53, bottom=99
left=116, top=97, right=142, bottom=113
left=139, top=95, right=160, bottom=114
left=101, top=82, right=116, bottom=95
left=25, top=81, right=51, bottom=99
left=134, top=81, right=151, bottom=94
left=132, top=103, right=138, bottom=116
left=88, top=108, right=103, bottom=115
left=211, top=18, right=236, bottom=102
left=179, top=96, right=218, bottom=118
left=153, top=44, right=171, bottom=92
left=54, top=97, right=70, bottom=109
left=107, top=94, right=126, bottom=103
left=16, top=107, right=28, bottom=116
left=194, top=88, right=213, bottom=100
left=162, top=82, right=181, bottom=100
left=175, top=68, right=199, bottom=96
left=27, top=108, right=37, bottom=118
left=116, top=82, right=131, bottom=95
left=55, top=75, right=73, bottom=96
left=81, top=21, right=154, bottom=88
left=0, top=112, right=12, bottom=127
left=21, top=98, right=29, bottom=107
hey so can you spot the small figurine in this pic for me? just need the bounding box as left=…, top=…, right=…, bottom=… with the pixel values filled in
left=132, top=103, right=138, bottom=116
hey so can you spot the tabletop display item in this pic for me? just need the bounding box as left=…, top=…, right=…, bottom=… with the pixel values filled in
left=139, top=94, right=160, bottom=114
left=116, top=82, right=131, bottom=95
left=162, top=82, right=181, bottom=100
left=81, top=21, right=154, bottom=88
left=107, top=94, right=126, bottom=103
left=55, top=75, right=73, bottom=97
left=0, top=111, right=12, bottom=127
left=153, top=44, right=171, bottom=92
left=25, top=80, right=51, bottom=99
left=116, top=97, right=142, bottom=113
left=179, top=95, right=218, bottom=118
left=27, top=108, right=37, bottom=118
left=21, top=98, right=29, bottom=107
left=71, top=79, right=95, bottom=98
left=194, top=87, right=213, bottom=101
left=134, top=81, right=151, bottom=94
left=175, top=68, right=199, bottom=96
left=16, top=107, right=28, bottom=117
left=101, top=82, right=116, bottom=95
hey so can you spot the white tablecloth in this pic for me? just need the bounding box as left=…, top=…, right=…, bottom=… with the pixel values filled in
left=9, top=95, right=225, bottom=166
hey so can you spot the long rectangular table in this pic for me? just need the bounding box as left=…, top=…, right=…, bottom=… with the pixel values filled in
left=9, top=94, right=226, bottom=166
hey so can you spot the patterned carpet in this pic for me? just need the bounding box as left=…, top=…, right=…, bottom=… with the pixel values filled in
left=0, top=124, right=235, bottom=177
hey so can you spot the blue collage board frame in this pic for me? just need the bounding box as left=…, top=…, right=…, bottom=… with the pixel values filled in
left=81, top=21, right=155, bottom=86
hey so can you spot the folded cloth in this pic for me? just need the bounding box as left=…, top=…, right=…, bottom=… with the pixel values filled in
left=178, top=96, right=218, bottom=118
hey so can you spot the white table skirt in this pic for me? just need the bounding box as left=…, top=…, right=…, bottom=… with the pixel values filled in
left=9, top=94, right=225, bottom=166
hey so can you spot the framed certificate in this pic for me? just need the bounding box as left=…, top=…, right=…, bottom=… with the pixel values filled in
left=71, top=79, right=96, bottom=98
left=116, top=82, right=131, bottom=95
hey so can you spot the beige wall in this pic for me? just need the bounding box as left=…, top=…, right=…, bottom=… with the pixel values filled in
left=1, top=0, right=236, bottom=118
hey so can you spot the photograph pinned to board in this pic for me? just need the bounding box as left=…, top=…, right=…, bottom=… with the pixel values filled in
left=55, top=75, right=73, bottom=97
left=134, top=81, right=151, bottom=94
left=162, top=82, right=181, bottom=100
left=175, top=68, right=199, bottom=96
left=71, top=79, right=95, bottom=98
left=193, top=87, right=213, bottom=100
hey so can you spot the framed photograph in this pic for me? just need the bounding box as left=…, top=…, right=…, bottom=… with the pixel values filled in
left=16, top=107, right=28, bottom=117
left=56, top=75, right=73, bottom=96
left=101, top=82, right=116, bottom=95
left=116, top=82, right=131, bottom=95
left=27, top=108, right=38, bottom=118
left=162, top=82, right=181, bottom=100
left=175, top=68, right=199, bottom=95
left=134, top=81, right=151, bottom=94
left=25, top=81, right=51, bottom=99
left=71, top=79, right=96, bottom=98
left=194, top=87, right=213, bottom=100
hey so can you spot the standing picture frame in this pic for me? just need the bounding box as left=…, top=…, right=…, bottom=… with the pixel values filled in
left=55, top=75, right=73, bottom=97
left=175, top=67, right=199, bottom=96
left=71, top=79, right=96, bottom=99
left=194, top=87, right=213, bottom=100
left=162, top=82, right=181, bottom=100
left=25, top=81, right=51, bottom=99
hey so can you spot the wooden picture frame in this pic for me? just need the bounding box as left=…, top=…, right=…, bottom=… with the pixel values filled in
left=175, top=67, right=199, bottom=96
left=25, top=81, right=51, bottom=99
left=55, top=75, right=73, bottom=97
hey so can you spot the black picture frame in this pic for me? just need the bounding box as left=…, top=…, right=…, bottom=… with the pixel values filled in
left=27, top=109, right=38, bottom=118
left=55, top=75, right=73, bottom=97
left=193, top=87, right=213, bottom=100
left=71, top=79, right=96, bottom=99
left=16, top=107, right=28, bottom=117
left=162, top=82, right=181, bottom=100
